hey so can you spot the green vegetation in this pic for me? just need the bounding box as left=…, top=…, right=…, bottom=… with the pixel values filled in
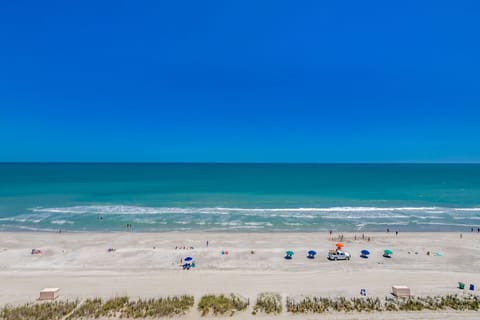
left=252, top=292, right=282, bottom=315
left=1, top=294, right=478, bottom=319
left=66, top=295, right=194, bottom=319
left=286, top=294, right=480, bottom=313
left=122, top=296, right=195, bottom=318
left=1, top=300, right=78, bottom=320
left=67, top=296, right=128, bottom=319
left=198, top=294, right=248, bottom=316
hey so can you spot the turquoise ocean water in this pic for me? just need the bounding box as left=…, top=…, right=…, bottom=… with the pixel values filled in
left=1, top=163, right=480, bottom=232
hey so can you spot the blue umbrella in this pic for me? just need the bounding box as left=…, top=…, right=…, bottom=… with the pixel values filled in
left=308, top=250, right=317, bottom=256
left=361, top=250, right=370, bottom=255
left=184, top=257, right=193, bottom=262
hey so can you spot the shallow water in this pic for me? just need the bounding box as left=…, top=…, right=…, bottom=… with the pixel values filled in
left=1, top=163, right=479, bottom=232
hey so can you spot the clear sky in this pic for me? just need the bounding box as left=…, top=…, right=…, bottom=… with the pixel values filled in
left=1, top=1, right=479, bottom=162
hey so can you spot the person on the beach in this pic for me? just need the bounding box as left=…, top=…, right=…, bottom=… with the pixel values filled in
left=395, top=231, right=398, bottom=236
left=206, top=240, right=209, bottom=247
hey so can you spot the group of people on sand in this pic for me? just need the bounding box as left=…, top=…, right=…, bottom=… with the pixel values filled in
left=386, top=229, right=399, bottom=236
left=329, top=230, right=371, bottom=242
left=175, top=246, right=194, bottom=250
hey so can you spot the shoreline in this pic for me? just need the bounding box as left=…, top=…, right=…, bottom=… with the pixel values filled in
left=0, top=229, right=475, bottom=233
left=1, top=226, right=478, bottom=234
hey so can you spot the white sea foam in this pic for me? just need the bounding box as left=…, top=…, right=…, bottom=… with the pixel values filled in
left=0, top=217, right=28, bottom=222
left=0, top=224, right=58, bottom=232
left=132, top=218, right=156, bottom=224
left=51, top=220, right=74, bottom=225
left=356, top=221, right=410, bottom=226
left=418, top=222, right=475, bottom=227
left=453, top=216, right=480, bottom=220
left=321, top=214, right=409, bottom=220
left=31, top=205, right=447, bottom=215
left=245, top=222, right=273, bottom=226
left=175, top=221, right=191, bottom=225
left=0, top=216, right=45, bottom=223
left=15, top=205, right=480, bottom=232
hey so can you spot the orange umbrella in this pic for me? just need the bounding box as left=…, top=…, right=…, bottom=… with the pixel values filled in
left=336, top=243, right=344, bottom=248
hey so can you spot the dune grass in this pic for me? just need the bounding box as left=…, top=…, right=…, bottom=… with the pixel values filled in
left=66, top=295, right=194, bottom=319
left=286, top=294, right=480, bottom=313
left=67, top=296, right=127, bottom=319
left=1, top=300, right=78, bottom=320
left=1, top=294, right=479, bottom=319
left=122, top=296, right=194, bottom=318
left=198, top=294, right=249, bottom=316
left=252, top=292, right=282, bottom=315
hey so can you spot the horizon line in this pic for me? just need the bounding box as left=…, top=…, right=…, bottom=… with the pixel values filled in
left=1, top=161, right=480, bottom=165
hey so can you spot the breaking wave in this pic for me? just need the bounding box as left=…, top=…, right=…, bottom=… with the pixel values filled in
left=0, top=205, right=475, bottom=232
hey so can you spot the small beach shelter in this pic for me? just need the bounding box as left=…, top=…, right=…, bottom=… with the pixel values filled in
left=336, top=243, right=344, bottom=248
left=307, top=250, right=317, bottom=259
left=184, top=256, right=193, bottom=262
left=285, top=250, right=294, bottom=259
left=392, top=285, right=411, bottom=297
left=39, top=288, right=60, bottom=300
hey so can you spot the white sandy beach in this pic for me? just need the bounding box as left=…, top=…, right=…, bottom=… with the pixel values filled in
left=1, top=231, right=479, bottom=319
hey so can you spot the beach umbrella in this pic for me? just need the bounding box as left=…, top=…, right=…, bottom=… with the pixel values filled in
left=384, top=249, right=393, bottom=255
left=308, top=250, right=317, bottom=256
left=184, top=256, right=193, bottom=262
left=336, top=243, right=344, bottom=248
left=286, top=250, right=294, bottom=256
left=361, top=250, right=370, bottom=255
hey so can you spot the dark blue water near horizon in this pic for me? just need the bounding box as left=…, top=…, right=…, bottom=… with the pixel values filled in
left=1, top=163, right=480, bottom=232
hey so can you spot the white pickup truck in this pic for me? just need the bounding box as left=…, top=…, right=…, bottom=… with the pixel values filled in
left=327, top=250, right=351, bottom=261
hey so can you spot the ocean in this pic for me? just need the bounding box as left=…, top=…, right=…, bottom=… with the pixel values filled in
left=0, top=163, right=479, bottom=232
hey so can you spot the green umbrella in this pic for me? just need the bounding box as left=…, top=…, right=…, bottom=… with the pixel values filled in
left=384, top=249, right=393, bottom=255
left=286, top=250, right=294, bottom=256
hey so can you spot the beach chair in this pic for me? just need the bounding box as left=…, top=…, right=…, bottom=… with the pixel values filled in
left=458, top=282, right=465, bottom=289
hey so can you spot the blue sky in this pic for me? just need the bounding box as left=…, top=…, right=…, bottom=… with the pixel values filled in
left=1, top=1, right=479, bottom=162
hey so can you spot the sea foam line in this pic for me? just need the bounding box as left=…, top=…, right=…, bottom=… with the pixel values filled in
left=30, top=205, right=449, bottom=215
